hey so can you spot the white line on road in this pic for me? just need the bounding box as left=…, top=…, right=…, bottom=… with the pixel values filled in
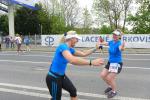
left=1, top=51, right=150, bottom=55
left=0, top=59, right=150, bottom=70
left=1, top=53, right=150, bottom=61
left=0, top=83, right=149, bottom=100
left=0, top=60, right=48, bottom=64
left=0, top=88, right=87, bottom=100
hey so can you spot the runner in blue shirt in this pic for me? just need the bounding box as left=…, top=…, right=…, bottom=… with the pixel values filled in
left=46, top=30, right=104, bottom=100
left=99, top=30, right=125, bottom=98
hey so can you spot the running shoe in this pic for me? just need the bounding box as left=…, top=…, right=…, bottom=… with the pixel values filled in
left=107, top=91, right=117, bottom=98
left=104, top=87, right=112, bottom=94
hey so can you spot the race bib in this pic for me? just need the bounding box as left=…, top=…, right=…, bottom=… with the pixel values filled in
left=109, top=63, right=120, bottom=73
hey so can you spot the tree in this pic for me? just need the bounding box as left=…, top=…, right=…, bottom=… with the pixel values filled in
left=39, top=0, right=67, bottom=34
left=60, top=0, right=82, bottom=27
left=0, top=15, right=8, bottom=35
left=82, top=7, right=92, bottom=34
left=127, top=0, right=150, bottom=34
left=99, top=25, right=113, bottom=34
left=15, top=7, right=40, bottom=35
left=93, top=0, right=133, bottom=31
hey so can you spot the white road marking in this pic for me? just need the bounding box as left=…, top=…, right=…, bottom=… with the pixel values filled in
left=0, top=59, right=48, bottom=64
left=0, top=59, right=150, bottom=70
left=124, top=58, right=150, bottom=61
left=0, top=88, right=87, bottom=100
left=124, top=66, right=150, bottom=70
left=1, top=53, right=150, bottom=61
left=1, top=51, right=150, bottom=55
left=0, top=83, right=150, bottom=100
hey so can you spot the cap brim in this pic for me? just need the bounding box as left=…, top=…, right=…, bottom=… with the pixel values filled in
left=74, top=35, right=81, bottom=40
left=112, top=31, right=121, bottom=35
left=65, top=34, right=81, bottom=40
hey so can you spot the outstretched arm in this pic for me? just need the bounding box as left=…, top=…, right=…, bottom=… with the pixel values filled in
left=73, top=48, right=97, bottom=57
left=99, top=41, right=108, bottom=46
left=62, top=50, right=104, bottom=66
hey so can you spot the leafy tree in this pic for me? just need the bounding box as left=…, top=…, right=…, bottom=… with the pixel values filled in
left=82, top=7, right=92, bottom=34
left=15, top=7, right=40, bottom=35
left=38, top=1, right=67, bottom=34
left=99, top=25, right=113, bottom=34
left=49, top=15, right=66, bottom=34
left=0, top=15, right=9, bottom=35
left=60, top=0, right=82, bottom=27
left=93, top=0, right=133, bottom=31
left=127, top=0, right=150, bottom=34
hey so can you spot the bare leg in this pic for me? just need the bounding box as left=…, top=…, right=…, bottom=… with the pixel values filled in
left=106, top=73, right=117, bottom=91
left=100, top=68, right=110, bottom=85
left=71, top=97, right=78, bottom=100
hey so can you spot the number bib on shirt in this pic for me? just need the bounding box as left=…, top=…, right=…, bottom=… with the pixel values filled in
left=109, top=63, right=120, bottom=73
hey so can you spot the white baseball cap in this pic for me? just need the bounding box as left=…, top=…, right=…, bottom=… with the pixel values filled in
left=112, top=30, right=121, bottom=35
left=65, top=31, right=81, bottom=40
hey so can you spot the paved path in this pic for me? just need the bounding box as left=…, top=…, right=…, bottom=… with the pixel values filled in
left=0, top=51, right=150, bottom=100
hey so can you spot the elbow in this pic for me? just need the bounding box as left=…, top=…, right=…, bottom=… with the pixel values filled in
left=81, top=53, right=87, bottom=57
left=68, top=57, right=78, bottom=65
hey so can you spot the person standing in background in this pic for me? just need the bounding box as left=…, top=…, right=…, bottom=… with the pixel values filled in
left=24, top=36, right=30, bottom=51
left=5, top=35, right=10, bottom=48
left=98, top=36, right=104, bottom=53
left=15, top=34, right=23, bottom=54
left=10, top=36, right=15, bottom=48
left=0, top=36, right=2, bottom=51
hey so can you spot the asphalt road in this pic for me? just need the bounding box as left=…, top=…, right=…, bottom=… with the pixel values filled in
left=0, top=51, right=150, bottom=100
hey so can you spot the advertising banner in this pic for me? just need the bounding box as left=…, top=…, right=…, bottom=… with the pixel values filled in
left=41, top=34, right=150, bottom=48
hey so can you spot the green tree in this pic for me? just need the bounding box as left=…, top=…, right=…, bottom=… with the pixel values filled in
left=50, top=15, right=66, bottom=34
left=128, top=0, right=150, bottom=34
left=15, top=7, right=40, bottom=35
left=38, top=1, right=66, bottom=34
left=99, top=25, right=113, bottom=34
left=82, top=7, right=92, bottom=34
left=0, top=15, right=9, bottom=35
left=93, top=0, right=133, bottom=31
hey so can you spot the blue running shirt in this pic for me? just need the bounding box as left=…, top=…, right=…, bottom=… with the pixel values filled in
left=49, top=43, right=75, bottom=75
left=108, top=40, right=122, bottom=63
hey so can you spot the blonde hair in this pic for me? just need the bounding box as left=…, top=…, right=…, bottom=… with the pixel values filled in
left=59, top=35, right=65, bottom=43
left=59, top=30, right=77, bottom=44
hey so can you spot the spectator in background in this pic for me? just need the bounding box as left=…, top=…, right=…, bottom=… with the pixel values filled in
left=0, top=36, right=2, bottom=51
left=10, top=36, right=15, bottom=48
left=98, top=36, right=104, bottom=53
left=24, top=36, right=30, bottom=51
left=15, top=34, right=23, bottom=54
left=5, top=35, right=10, bottom=48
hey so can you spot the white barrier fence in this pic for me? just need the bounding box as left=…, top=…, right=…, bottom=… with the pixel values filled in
left=41, top=34, right=150, bottom=48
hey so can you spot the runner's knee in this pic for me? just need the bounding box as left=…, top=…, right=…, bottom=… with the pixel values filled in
left=100, top=72, right=107, bottom=79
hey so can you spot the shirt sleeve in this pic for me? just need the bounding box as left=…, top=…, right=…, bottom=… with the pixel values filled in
left=70, top=48, right=75, bottom=54
left=108, top=41, right=111, bottom=46
left=59, top=44, right=69, bottom=53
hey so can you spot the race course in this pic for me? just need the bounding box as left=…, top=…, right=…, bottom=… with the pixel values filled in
left=0, top=50, right=150, bottom=100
